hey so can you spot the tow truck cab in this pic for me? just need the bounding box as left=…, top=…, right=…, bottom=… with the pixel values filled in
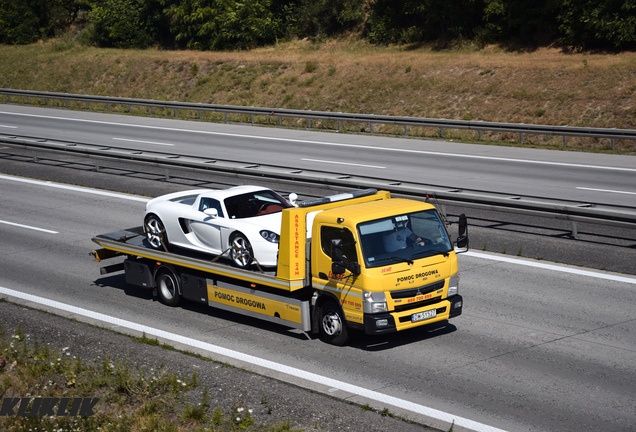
left=277, top=190, right=467, bottom=344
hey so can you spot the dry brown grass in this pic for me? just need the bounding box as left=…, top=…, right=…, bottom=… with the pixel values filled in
left=1, top=37, right=635, bottom=151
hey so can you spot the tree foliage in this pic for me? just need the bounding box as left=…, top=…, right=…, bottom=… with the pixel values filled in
left=1, top=0, right=635, bottom=51
left=162, top=0, right=283, bottom=50
left=558, top=0, right=636, bottom=50
left=88, top=0, right=165, bottom=48
left=365, top=0, right=485, bottom=44
left=292, top=0, right=366, bottom=37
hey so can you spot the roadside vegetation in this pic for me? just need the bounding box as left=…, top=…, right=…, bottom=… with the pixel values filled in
left=1, top=38, right=635, bottom=153
left=1, top=1, right=635, bottom=152
left=0, top=325, right=298, bottom=431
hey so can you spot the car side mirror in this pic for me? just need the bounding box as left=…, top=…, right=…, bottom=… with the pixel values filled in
left=288, top=193, right=298, bottom=207
left=203, top=208, right=218, bottom=218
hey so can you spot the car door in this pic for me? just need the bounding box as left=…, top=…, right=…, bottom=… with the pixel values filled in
left=188, top=197, right=225, bottom=253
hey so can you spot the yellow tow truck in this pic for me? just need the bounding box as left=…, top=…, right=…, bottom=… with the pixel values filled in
left=92, top=189, right=468, bottom=345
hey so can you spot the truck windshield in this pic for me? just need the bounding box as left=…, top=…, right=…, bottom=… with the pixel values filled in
left=357, top=209, right=453, bottom=268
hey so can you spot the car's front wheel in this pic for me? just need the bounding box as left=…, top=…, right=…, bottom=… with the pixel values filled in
left=144, top=214, right=168, bottom=250
left=229, top=232, right=254, bottom=269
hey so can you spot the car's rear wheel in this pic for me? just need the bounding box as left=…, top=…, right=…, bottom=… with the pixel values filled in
left=229, top=232, right=253, bottom=268
left=144, top=214, right=168, bottom=250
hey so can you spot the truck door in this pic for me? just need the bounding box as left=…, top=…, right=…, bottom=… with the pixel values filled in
left=315, top=226, right=363, bottom=315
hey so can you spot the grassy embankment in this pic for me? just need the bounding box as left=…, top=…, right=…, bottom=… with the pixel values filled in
left=0, top=325, right=298, bottom=432
left=0, top=37, right=635, bottom=152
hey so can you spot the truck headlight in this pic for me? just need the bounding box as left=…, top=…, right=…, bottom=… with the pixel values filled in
left=260, top=230, right=280, bottom=243
left=448, top=273, right=459, bottom=297
left=363, top=291, right=387, bottom=314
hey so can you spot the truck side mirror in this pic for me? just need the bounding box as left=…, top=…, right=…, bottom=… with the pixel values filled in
left=458, top=213, right=467, bottom=236
left=456, top=214, right=469, bottom=251
left=331, top=239, right=346, bottom=275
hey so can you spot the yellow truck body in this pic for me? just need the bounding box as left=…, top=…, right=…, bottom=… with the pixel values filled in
left=92, top=189, right=466, bottom=345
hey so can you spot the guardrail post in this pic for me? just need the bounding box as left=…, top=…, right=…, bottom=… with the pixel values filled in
left=520, top=133, right=524, bottom=144
left=338, top=121, right=342, bottom=131
left=27, top=96, right=30, bottom=104
left=45, top=98, right=48, bottom=106
left=106, top=103, right=110, bottom=111
left=563, top=135, right=567, bottom=146
left=173, top=108, right=177, bottom=117
left=440, top=127, right=444, bottom=138
left=65, top=100, right=69, bottom=108
left=370, top=122, right=373, bottom=133
left=251, top=114, right=254, bottom=124
left=127, top=104, right=131, bottom=112
left=612, top=138, right=616, bottom=150
left=478, top=130, right=482, bottom=141
left=571, top=221, right=578, bottom=239
left=224, top=113, right=228, bottom=123
left=404, top=125, right=407, bottom=135
left=198, top=110, right=202, bottom=119
left=85, top=101, right=89, bottom=109
left=308, top=118, right=311, bottom=128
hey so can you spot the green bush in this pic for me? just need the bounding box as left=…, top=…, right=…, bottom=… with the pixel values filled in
left=558, top=0, right=636, bottom=50
left=88, top=0, right=164, bottom=48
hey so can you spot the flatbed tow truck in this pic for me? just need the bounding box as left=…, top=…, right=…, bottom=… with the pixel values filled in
left=92, top=189, right=468, bottom=345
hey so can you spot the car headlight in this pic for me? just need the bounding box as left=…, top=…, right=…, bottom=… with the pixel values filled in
left=363, top=291, right=387, bottom=314
left=260, top=230, right=280, bottom=243
left=448, top=273, right=459, bottom=297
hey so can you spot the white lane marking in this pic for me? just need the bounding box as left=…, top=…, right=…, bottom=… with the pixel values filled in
left=464, top=251, right=636, bottom=285
left=0, top=286, right=508, bottom=432
left=1, top=110, right=634, bottom=173
left=0, top=220, right=58, bottom=234
left=576, top=187, right=636, bottom=196
left=301, top=158, right=386, bottom=169
left=0, top=124, right=17, bottom=128
left=113, top=137, right=175, bottom=146
left=2, top=174, right=635, bottom=286
left=0, top=174, right=149, bottom=202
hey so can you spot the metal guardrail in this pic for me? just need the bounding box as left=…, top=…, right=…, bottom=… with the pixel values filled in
left=2, top=132, right=635, bottom=237
left=2, top=88, right=636, bottom=148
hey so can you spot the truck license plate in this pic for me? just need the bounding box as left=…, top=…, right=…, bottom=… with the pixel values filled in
left=412, top=309, right=436, bottom=322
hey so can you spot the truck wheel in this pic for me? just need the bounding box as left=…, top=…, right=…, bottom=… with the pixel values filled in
left=230, top=233, right=253, bottom=269
left=156, top=268, right=180, bottom=306
left=144, top=214, right=169, bottom=250
left=319, top=301, right=349, bottom=346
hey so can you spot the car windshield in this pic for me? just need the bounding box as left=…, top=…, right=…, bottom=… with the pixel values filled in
left=357, top=209, right=453, bottom=268
left=224, top=190, right=291, bottom=219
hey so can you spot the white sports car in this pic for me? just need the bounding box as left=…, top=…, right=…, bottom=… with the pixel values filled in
left=143, top=185, right=293, bottom=268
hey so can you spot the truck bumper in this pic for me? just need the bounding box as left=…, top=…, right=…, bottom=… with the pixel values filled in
left=363, top=295, right=463, bottom=335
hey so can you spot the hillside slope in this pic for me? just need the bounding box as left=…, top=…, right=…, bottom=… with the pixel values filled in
left=1, top=38, right=635, bottom=152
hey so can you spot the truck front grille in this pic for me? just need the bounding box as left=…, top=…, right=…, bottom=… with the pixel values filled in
left=390, top=280, right=445, bottom=300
